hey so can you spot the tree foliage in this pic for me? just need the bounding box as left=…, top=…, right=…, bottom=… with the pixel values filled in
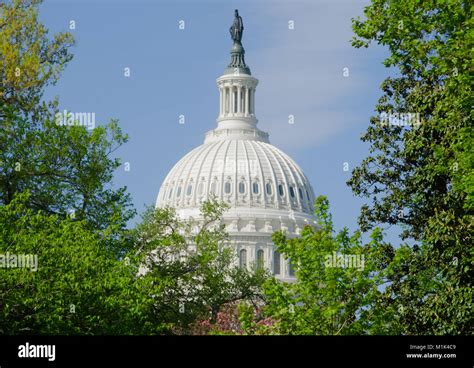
left=241, top=196, right=393, bottom=335
left=348, top=0, right=473, bottom=334
left=133, top=200, right=267, bottom=333
left=0, top=192, right=150, bottom=334
left=0, top=0, right=134, bottom=231
left=0, top=194, right=266, bottom=334
left=0, top=0, right=74, bottom=113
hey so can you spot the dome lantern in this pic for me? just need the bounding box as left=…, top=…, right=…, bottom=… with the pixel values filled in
left=208, top=10, right=265, bottom=143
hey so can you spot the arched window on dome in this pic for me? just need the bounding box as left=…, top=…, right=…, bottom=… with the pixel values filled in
left=273, top=250, right=281, bottom=275
left=198, top=182, right=204, bottom=196
left=176, top=186, right=182, bottom=198
left=168, top=187, right=173, bottom=199
left=298, top=187, right=303, bottom=199
left=306, top=189, right=310, bottom=201
left=239, top=249, right=247, bottom=269
left=224, top=181, right=232, bottom=194
left=266, top=182, right=273, bottom=195
left=210, top=181, right=217, bottom=195
left=238, top=181, right=245, bottom=194
left=257, top=249, right=264, bottom=270
left=186, top=184, right=193, bottom=196
left=252, top=182, right=259, bottom=194
left=289, top=186, right=295, bottom=198
left=278, top=184, right=285, bottom=197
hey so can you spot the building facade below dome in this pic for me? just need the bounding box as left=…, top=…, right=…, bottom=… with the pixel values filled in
left=156, top=10, right=316, bottom=281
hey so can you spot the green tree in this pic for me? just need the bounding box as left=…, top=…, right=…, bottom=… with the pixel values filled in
left=0, top=192, right=155, bottom=334
left=0, top=0, right=134, bottom=231
left=241, top=196, right=393, bottom=335
left=1, top=194, right=265, bottom=335
left=0, top=0, right=74, bottom=113
left=133, top=199, right=267, bottom=333
left=348, top=0, right=473, bottom=334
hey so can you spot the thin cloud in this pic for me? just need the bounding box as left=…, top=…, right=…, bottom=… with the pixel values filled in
left=248, top=0, right=374, bottom=149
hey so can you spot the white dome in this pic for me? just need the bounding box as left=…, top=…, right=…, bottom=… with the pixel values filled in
left=156, top=139, right=315, bottom=215
left=156, top=129, right=317, bottom=282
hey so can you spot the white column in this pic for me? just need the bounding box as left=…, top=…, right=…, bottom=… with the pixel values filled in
left=251, top=88, right=255, bottom=114
left=220, top=87, right=223, bottom=116
left=248, top=89, right=252, bottom=114
left=245, top=87, right=249, bottom=115
left=237, top=86, right=242, bottom=113
left=266, top=247, right=270, bottom=271
left=225, top=87, right=229, bottom=114
left=222, top=88, right=225, bottom=115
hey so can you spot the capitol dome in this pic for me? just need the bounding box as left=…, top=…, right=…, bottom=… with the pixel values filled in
left=156, top=10, right=316, bottom=281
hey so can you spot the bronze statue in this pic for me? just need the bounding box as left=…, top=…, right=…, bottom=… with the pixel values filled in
left=229, top=9, right=244, bottom=43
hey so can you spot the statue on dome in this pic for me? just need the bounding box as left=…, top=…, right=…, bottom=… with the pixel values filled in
left=229, top=9, right=244, bottom=43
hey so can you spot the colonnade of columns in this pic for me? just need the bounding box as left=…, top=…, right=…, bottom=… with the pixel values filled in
left=219, top=85, right=255, bottom=117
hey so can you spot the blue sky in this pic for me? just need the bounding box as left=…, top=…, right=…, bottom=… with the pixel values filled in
left=40, top=0, right=402, bottom=243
